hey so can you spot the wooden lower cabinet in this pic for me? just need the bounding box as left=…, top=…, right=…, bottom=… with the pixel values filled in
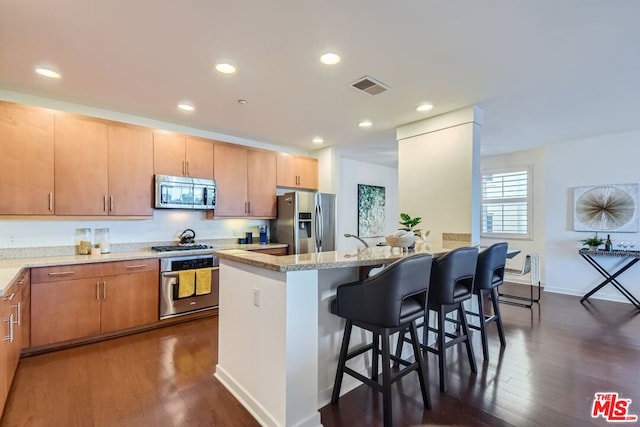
left=249, top=247, right=287, bottom=256
left=100, top=270, right=158, bottom=334
left=1, top=273, right=25, bottom=415
left=31, top=259, right=159, bottom=347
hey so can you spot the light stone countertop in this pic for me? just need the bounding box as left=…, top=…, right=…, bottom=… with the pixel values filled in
left=214, top=243, right=451, bottom=272
left=0, top=242, right=287, bottom=296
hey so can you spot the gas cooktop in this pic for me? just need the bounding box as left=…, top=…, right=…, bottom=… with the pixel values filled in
left=151, top=244, right=214, bottom=252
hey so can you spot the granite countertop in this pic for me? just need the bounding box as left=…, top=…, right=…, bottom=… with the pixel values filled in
left=215, top=242, right=450, bottom=272
left=0, top=242, right=287, bottom=296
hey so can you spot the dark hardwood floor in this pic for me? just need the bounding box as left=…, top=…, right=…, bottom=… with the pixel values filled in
left=2, top=283, right=640, bottom=426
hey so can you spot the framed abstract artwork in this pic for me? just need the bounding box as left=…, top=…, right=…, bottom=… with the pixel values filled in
left=573, top=183, right=639, bottom=232
left=357, top=184, right=386, bottom=237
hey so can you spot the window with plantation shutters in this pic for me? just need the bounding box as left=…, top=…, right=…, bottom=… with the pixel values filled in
left=481, top=167, right=532, bottom=239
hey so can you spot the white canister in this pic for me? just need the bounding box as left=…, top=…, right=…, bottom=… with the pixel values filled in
left=94, top=228, right=111, bottom=253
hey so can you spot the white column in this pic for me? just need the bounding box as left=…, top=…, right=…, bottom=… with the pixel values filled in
left=396, top=106, right=483, bottom=247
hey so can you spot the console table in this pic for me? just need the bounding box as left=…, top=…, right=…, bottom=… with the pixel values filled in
left=579, top=248, right=640, bottom=310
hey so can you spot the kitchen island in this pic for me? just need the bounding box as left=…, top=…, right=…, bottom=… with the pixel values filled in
left=213, top=243, right=449, bottom=427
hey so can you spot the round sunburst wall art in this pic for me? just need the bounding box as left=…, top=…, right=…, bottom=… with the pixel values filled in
left=574, top=184, right=638, bottom=232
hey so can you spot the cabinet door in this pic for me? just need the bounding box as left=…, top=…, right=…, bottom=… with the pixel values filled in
left=54, top=115, right=109, bottom=215
left=108, top=125, right=154, bottom=216
left=186, top=138, right=214, bottom=179
left=0, top=295, right=10, bottom=411
left=276, top=153, right=297, bottom=188
left=214, top=144, right=248, bottom=216
left=31, top=278, right=101, bottom=347
left=247, top=150, right=277, bottom=217
left=153, top=133, right=186, bottom=176
left=296, top=156, right=319, bottom=190
left=0, top=102, right=55, bottom=215
left=100, top=270, right=159, bottom=333
left=5, top=288, right=21, bottom=380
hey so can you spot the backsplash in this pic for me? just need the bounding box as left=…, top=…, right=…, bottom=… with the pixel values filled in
left=0, top=210, right=268, bottom=250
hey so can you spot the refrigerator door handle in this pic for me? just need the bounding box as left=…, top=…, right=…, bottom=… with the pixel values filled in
left=315, top=204, right=322, bottom=251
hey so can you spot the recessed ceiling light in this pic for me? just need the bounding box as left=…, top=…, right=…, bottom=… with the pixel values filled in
left=238, top=99, right=247, bottom=105
left=177, top=102, right=195, bottom=112
left=416, top=103, right=434, bottom=112
left=358, top=119, right=373, bottom=128
left=312, top=137, right=324, bottom=145
left=215, top=62, right=236, bottom=74
left=320, top=52, right=340, bottom=65
left=35, top=67, right=61, bottom=79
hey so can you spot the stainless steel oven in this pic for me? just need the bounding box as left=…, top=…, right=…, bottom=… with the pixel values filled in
left=160, top=254, right=219, bottom=319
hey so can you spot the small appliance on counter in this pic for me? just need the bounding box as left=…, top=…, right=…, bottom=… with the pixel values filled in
left=259, top=225, right=269, bottom=244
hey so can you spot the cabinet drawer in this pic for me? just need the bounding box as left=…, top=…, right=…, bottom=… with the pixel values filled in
left=31, top=263, right=103, bottom=283
left=249, top=247, right=287, bottom=256
left=101, top=258, right=159, bottom=276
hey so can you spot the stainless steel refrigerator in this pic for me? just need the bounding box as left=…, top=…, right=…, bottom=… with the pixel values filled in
left=272, top=192, right=336, bottom=255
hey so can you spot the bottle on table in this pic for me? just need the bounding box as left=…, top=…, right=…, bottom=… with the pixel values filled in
left=605, top=234, right=613, bottom=252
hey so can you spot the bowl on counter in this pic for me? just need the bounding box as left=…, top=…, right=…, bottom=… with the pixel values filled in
left=385, top=233, right=416, bottom=249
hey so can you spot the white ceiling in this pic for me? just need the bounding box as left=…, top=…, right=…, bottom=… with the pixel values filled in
left=1, top=1, right=639, bottom=167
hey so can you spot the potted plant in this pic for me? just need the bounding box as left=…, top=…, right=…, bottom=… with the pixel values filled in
left=398, top=213, right=431, bottom=239
left=399, top=213, right=422, bottom=235
left=581, top=233, right=604, bottom=250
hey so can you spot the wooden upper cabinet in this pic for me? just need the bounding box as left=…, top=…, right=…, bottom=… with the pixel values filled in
left=247, top=150, right=277, bottom=217
left=276, top=153, right=318, bottom=190
left=153, top=133, right=185, bottom=176
left=213, top=144, right=277, bottom=218
left=153, top=133, right=214, bottom=179
left=213, top=144, right=248, bottom=216
left=186, top=138, right=214, bottom=179
left=54, top=115, right=109, bottom=215
left=108, top=125, right=154, bottom=216
left=0, top=102, right=55, bottom=215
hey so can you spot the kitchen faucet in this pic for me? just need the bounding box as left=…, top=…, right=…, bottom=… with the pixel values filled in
left=344, top=233, right=369, bottom=248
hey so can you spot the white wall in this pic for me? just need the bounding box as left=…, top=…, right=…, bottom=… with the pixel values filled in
left=397, top=106, right=482, bottom=247
left=545, top=130, right=640, bottom=302
left=338, top=157, right=398, bottom=250
left=481, top=146, right=546, bottom=282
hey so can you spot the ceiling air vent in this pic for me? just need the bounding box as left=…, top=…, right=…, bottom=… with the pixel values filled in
left=351, top=76, right=390, bottom=96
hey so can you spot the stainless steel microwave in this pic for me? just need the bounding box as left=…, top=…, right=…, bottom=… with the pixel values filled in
left=155, top=174, right=216, bottom=210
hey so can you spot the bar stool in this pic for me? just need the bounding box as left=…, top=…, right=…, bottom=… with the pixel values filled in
left=426, top=247, right=478, bottom=392
left=330, top=253, right=433, bottom=427
left=465, top=242, right=508, bottom=360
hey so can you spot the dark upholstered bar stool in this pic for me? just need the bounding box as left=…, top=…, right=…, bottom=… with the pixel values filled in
left=330, top=253, right=433, bottom=427
left=422, top=247, right=478, bottom=393
left=466, top=242, right=508, bottom=360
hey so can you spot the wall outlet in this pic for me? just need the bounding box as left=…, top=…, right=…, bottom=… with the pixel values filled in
left=252, top=288, right=260, bottom=307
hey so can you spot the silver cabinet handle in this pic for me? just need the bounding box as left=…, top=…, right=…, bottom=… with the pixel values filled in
left=11, top=302, right=21, bottom=326
left=186, top=161, right=190, bottom=176
left=48, top=271, right=75, bottom=276
left=109, top=195, right=114, bottom=212
left=182, top=160, right=186, bottom=176
left=247, top=201, right=251, bottom=215
left=3, top=292, right=15, bottom=302
left=96, top=281, right=100, bottom=300
left=125, top=264, right=147, bottom=269
left=103, top=281, right=107, bottom=300
left=49, top=193, right=54, bottom=211
left=103, top=195, right=108, bottom=211
left=4, top=314, right=14, bottom=343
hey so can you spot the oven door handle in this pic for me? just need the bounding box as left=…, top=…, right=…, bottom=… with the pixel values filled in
left=161, top=266, right=219, bottom=278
